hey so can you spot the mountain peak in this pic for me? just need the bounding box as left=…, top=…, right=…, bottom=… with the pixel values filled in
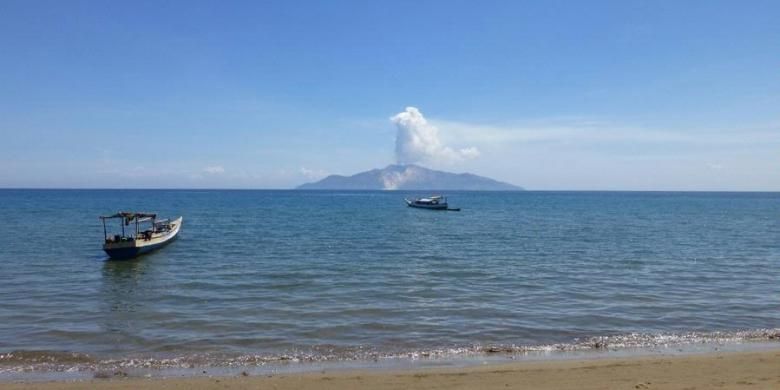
left=297, top=165, right=522, bottom=191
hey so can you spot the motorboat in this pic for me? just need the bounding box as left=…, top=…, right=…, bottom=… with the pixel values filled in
left=100, top=212, right=182, bottom=259
left=405, top=195, right=450, bottom=210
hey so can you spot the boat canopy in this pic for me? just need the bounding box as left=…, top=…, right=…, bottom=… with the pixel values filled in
left=417, top=196, right=444, bottom=202
left=100, top=212, right=157, bottom=221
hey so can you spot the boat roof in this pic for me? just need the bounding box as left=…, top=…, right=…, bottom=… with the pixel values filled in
left=100, top=211, right=157, bottom=220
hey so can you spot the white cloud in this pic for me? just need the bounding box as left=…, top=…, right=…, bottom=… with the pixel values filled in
left=299, top=166, right=328, bottom=180
left=459, top=146, right=481, bottom=159
left=390, top=107, right=479, bottom=165
left=203, top=165, right=225, bottom=174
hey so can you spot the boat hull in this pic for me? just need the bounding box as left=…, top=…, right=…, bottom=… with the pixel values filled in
left=405, top=199, right=448, bottom=210
left=103, top=217, right=182, bottom=260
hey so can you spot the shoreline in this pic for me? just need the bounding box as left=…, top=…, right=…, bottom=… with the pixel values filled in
left=3, top=338, right=779, bottom=382
left=4, top=348, right=780, bottom=389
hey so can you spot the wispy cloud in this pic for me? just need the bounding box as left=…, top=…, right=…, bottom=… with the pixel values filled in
left=203, top=165, right=225, bottom=175
left=430, top=119, right=780, bottom=149
left=411, top=117, right=780, bottom=191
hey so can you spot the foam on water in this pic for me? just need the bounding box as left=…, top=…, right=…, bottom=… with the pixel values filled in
left=2, top=329, right=778, bottom=379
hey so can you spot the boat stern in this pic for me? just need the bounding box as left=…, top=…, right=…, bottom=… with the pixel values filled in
left=103, top=240, right=140, bottom=260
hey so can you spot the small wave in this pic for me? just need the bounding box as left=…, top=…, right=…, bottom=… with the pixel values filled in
left=0, top=351, right=95, bottom=365
left=1, top=328, right=778, bottom=376
left=478, top=328, right=780, bottom=353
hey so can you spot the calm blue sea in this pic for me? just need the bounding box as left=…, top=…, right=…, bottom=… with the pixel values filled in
left=1, top=190, right=779, bottom=376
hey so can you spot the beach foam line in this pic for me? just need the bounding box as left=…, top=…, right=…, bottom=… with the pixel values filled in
left=4, top=349, right=780, bottom=389
left=1, top=328, right=778, bottom=379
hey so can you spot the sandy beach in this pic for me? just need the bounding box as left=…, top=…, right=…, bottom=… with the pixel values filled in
left=4, top=349, right=779, bottom=390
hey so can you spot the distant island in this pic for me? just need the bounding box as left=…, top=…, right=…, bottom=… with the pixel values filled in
left=297, top=164, right=523, bottom=191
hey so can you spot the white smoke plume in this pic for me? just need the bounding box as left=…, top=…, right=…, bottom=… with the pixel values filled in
left=391, top=107, right=479, bottom=165
left=380, top=166, right=421, bottom=190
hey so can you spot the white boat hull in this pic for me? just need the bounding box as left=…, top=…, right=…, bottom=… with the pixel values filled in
left=103, top=217, right=182, bottom=259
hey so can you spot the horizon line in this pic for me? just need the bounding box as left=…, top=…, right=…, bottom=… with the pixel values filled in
left=0, top=187, right=778, bottom=193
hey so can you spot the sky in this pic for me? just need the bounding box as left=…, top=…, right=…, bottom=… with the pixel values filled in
left=0, top=0, right=778, bottom=190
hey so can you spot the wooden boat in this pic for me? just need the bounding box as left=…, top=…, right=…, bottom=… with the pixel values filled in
left=100, top=212, right=182, bottom=259
left=405, top=195, right=449, bottom=210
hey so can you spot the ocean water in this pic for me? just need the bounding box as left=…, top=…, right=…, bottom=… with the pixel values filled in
left=1, top=190, right=779, bottom=377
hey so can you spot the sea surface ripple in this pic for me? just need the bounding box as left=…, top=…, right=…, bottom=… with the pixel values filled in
left=0, top=190, right=778, bottom=376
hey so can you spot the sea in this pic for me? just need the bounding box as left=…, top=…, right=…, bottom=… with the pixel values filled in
left=1, top=189, right=779, bottom=380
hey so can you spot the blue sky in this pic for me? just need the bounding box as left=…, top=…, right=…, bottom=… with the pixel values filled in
left=1, top=0, right=778, bottom=190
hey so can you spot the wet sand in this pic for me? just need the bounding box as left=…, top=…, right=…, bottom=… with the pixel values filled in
left=4, top=349, right=780, bottom=390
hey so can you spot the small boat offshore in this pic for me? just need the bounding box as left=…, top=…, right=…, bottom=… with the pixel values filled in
left=405, top=195, right=459, bottom=211
left=100, top=212, right=182, bottom=259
